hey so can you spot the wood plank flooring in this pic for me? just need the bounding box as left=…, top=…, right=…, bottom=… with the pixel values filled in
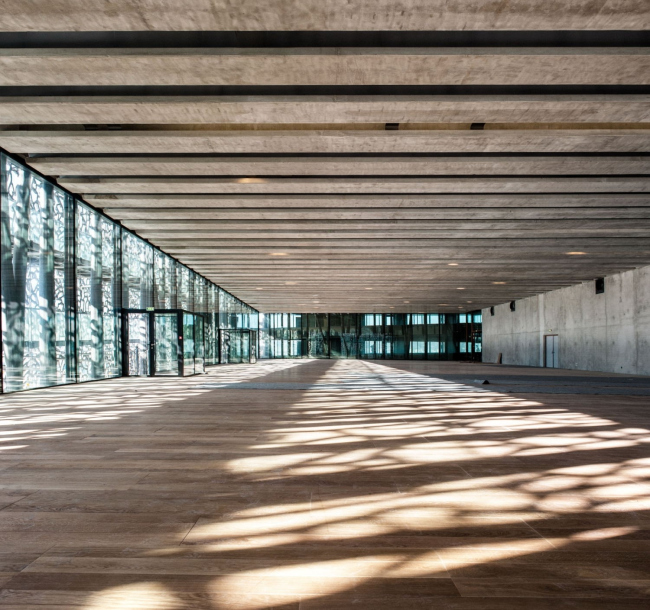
left=0, top=359, right=649, bottom=609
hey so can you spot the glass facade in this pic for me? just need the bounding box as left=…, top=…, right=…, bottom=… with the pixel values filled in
left=260, top=312, right=482, bottom=361
left=0, top=154, right=258, bottom=393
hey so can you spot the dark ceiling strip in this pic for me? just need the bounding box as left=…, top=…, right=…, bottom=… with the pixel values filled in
left=2, top=85, right=649, bottom=97
left=1, top=30, right=648, bottom=48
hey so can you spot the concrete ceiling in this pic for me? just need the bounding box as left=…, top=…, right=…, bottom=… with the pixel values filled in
left=0, top=4, right=649, bottom=313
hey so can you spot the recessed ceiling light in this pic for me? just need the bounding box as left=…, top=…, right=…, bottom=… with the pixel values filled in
left=389, top=306, right=395, bottom=309
left=313, top=301, right=320, bottom=303
left=365, top=287, right=373, bottom=290
left=492, top=281, right=507, bottom=285
left=403, top=300, right=410, bottom=303
left=438, top=303, right=449, bottom=306
left=237, top=177, right=266, bottom=184
left=255, top=288, right=263, bottom=290
left=448, top=263, right=459, bottom=266
left=457, top=287, right=465, bottom=290
left=566, top=251, right=587, bottom=255
left=269, top=252, right=288, bottom=256
left=285, top=281, right=297, bottom=285
left=467, top=301, right=473, bottom=303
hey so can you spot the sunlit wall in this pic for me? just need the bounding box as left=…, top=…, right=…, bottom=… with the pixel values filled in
left=259, top=312, right=482, bottom=360
left=0, top=153, right=258, bottom=393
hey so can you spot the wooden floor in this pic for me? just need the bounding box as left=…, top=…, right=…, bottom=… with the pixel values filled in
left=0, top=359, right=649, bottom=609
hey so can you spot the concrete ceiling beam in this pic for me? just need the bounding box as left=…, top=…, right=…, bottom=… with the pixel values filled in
left=1, top=48, right=648, bottom=87
left=0, top=1, right=646, bottom=31
left=3, top=129, right=649, bottom=154
left=58, top=176, right=650, bottom=195
left=28, top=154, right=650, bottom=177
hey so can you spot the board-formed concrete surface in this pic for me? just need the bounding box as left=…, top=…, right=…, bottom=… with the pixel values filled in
left=0, top=359, right=649, bottom=608
left=0, top=0, right=647, bottom=31
left=1, top=48, right=648, bottom=87
left=0, top=4, right=648, bottom=314
left=2, top=96, right=649, bottom=125
left=483, top=263, right=650, bottom=376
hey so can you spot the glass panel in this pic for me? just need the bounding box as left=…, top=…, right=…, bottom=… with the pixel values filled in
left=219, top=329, right=230, bottom=363
left=241, top=330, right=250, bottom=364
left=183, top=312, right=195, bottom=375
left=229, top=330, right=243, bottom=363
left=289, top=313, right=304, bottom=358
left=258, top=313, right=269, bottom=359
left=250, top=330, right=258, bottom=363
left=386, top=314, right=406, bottom=359
left=153, top=251, right=175, bottom=309
left=426, top=313, right=441, bottom=360
left=76, top=203, right=120, bottom=382
left=1, top=156, right=74, bottom=392
left=307, top=313, right=328, bottom=358
left=409, top=314, right=426, bottom=360
left=122, top=232, right=153, bottom=309
left=154, top=313, right=178, bottom=375
left=359, top=313, right=383, bottom=359
left=204, top=285, right=218, bottom=365
left=177, top=267, right=191, bottom=311
left=439, top=314, right=453, bottom=360
left=127, top=313, right=149, bottom=376
left=194, top=315, right=205, bottom=373
left=330, top=313, right=357, bottom=359
left=329, top=313, right=342, bottom=358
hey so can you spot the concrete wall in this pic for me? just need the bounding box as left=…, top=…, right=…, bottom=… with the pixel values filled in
left=482, top=264, right=650, bottom=375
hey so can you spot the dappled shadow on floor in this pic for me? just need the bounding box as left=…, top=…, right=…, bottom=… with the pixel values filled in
left=0, top=359, right=649, bottom=609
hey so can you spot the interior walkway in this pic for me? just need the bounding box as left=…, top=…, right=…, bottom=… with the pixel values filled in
left=0, top=360, right=649, bottom=609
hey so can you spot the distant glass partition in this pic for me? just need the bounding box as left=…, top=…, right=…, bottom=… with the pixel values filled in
left=260, top=312, right=482, bottom=361
left=220, top=329, right=257, bottom=364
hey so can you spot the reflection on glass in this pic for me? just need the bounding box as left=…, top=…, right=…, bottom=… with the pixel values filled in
left=264, top=311, right=482, bottom=362
left=1, top=157, right=74, bottom=391
left=154, top=313, right=178, bottom=375
left=183, top=313, right=195, bottom=375
left=76, top=203, right=121, bottom=381
left=194, top=315, right=205, bottom=373
left=127, top=313, right=149, bottom=376
left=360, top=314, right=383, bottom=359
left=308, top=314, right=328, bottom=358
left=0, top=155, right=259, bottom=393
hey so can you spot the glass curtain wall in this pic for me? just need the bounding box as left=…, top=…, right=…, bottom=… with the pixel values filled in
left=0, top=154, right=259, bottom=393
left=264, top=312, right=482, bottom=361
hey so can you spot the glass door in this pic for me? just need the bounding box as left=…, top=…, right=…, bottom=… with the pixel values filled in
left=154, top=313, right=179, bottom=375
left=182, top=313, right=195, bottom=376
left=241, top=331, right=250, bottom=364
left=127, top=312, right=150, bottom=376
